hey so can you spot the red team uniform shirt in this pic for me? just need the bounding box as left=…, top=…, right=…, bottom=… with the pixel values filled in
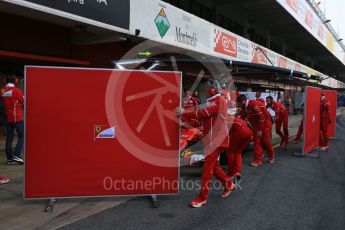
left=1, top=83, right=24, bottom=123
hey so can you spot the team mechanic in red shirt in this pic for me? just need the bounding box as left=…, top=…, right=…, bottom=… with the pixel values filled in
left=176, top=79, right=235, bottom=208
left=266, top=96, right=289, bottom=150
left=226, top=115, right=253, bottom=180
left=237, top=95, right=275, bottom=166
left=319, top=93, right=331, bottom=151
left=0, top=76, right=24, bottom=164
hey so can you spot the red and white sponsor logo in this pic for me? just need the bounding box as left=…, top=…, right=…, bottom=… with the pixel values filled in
left=214, top=29, right=237, bottom=58
left=317, top=24, right=324, bottom=39
left=286, top=0, right=298, bottom=13
left=295, top=63, right=302, bottom=72
left=251, top=45, right=267, bottom=65
left=305, top=10, right=313, bottom=29
left=278, top=56, right=288, bottom=68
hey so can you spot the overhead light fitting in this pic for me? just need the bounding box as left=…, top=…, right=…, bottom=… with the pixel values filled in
left=324, top=19, right=331, bottom=23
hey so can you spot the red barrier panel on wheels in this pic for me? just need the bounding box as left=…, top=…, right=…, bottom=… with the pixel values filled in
left=25, top=67, right=181, bottom=199
left=303, top=87, right=321, bottom=154
left=321, top=90, right=337, bottom=138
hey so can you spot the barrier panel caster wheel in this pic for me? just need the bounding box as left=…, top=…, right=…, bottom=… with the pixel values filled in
left=45, top=198, right=56, bottom=212
left=45, top=205, right=53, bottom=212
left=153, top=200, right=160, bottom=208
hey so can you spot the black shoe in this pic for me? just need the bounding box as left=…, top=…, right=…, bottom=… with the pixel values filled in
left=12, top=156, right=24, bottom=164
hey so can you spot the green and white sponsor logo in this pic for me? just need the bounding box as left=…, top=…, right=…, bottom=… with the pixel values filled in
left=155, top=8, right=170, bottom=38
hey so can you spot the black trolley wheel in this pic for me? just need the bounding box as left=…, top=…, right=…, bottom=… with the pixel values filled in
left=45, top=205, right=53, bottom=212
left=153, top=200, right=160, bottom=208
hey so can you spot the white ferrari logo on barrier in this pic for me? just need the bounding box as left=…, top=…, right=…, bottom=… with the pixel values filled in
left=95, top=125, right=116, bottom=139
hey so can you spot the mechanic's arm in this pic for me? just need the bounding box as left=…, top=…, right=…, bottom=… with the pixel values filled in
left=16, top=89, right=24, bottom=105
left=177, top=101, right=220, bottom=121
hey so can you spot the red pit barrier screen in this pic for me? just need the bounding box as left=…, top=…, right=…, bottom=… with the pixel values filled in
left=303, top=86, right=321, bottom=154
left=25, top=67, right=181, bottom=199
left=321, top=90, right=337, bottom=138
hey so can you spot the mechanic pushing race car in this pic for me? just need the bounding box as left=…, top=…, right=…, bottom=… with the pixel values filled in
left=236, top=94, right=275, bottom=166
left=226, top=115, right=253, bottom=180
left=176, top=79, right=235, bottom=208
left=266, top=96, right=289, bottom=150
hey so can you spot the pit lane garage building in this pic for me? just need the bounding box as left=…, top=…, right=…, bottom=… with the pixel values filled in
left=0, top=0, right=344, bottom=102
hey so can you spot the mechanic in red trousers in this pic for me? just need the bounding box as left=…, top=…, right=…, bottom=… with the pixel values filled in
left=266, top=96, right=289, bottom=149
left=176, top=79, right=235, bottom=208
left=226, top=115, right=253, bottom=180
left=237, top=94, right=275, bottom=166
left=319, top=93, right=331, bottom=151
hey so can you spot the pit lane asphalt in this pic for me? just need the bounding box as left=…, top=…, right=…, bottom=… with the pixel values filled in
left=61, top=113, right=345, bottom=230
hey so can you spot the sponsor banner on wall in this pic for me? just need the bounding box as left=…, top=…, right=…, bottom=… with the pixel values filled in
left=211, top=26, right=253, bottom=63
left=251, top=45, right=268, bottom=65
left=275, top=0, right=345, bottom=65
left=287, top=60, right=295, bottom=71
left=317, top=23, right=324, bottom=40
left=286, top=0, right=298, bottom=13
left=237, top=36, right=252, bottom=63
left=295, top=63, right=302, bottom=72
left=267, top=50, right=278, bottom=66
left=131, top=0, right=210, bottom=54
left=214, top=28, right=238, bottom=58
left=210, top=26, right=324, bottom=78
left=267, top=50, right=278, bottom=67
left=304, top=9, right=313, bottom=30
left=130, top=0, right=340, bottom=88
left=326, top=31, right=335, bottom=52
left=278, top=56, right=288, bottom=69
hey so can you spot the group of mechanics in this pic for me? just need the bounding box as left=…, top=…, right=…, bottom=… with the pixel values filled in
left=176, top=79, right=331, bottom=208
